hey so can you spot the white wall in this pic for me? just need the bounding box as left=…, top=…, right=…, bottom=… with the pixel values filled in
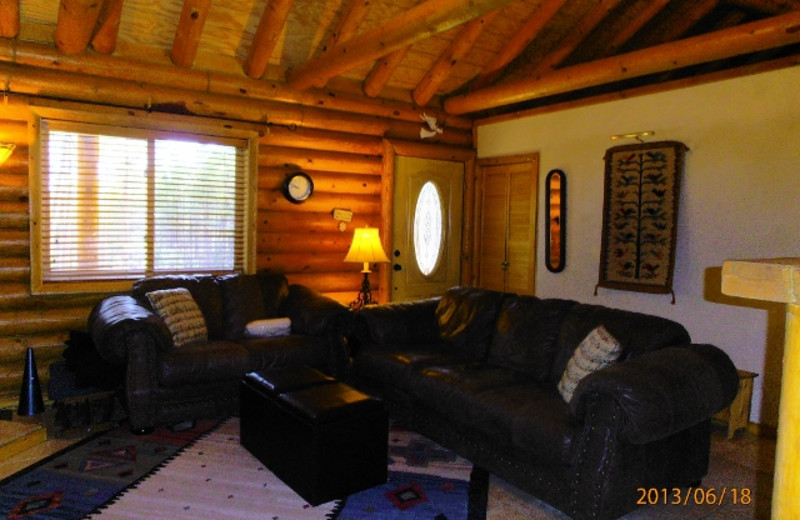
left=476, top=65, right=800, bottom=427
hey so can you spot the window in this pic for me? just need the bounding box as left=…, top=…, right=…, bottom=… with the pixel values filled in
left=413, top=181, right=443, bottom=276
left=31, top=112, right=256, bottom=293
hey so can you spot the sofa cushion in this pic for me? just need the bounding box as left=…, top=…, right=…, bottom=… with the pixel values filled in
left=549, top=303, right=691, bottom=388
left=239, top=335, right=329, bottom=372
left=353, top=345, right=468, bottom=392
left=488, top=295, right=576, bottom=384
left=146, top=288, right=208, bottom=348
left=218, top=272, right=289, bottom=340
left=557, top=325, right=621, bottom=403
left=157, top=340, right=250, bottom=387
left=435, top=287, right=505, bottom=360
left=132, top=274, right=225, bottom=340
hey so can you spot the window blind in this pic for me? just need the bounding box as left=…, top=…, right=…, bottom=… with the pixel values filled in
left=39, top=119, right=249, bottom=283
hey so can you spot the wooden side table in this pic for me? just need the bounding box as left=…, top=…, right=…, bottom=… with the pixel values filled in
left=714, top=369, right=758, bottom=439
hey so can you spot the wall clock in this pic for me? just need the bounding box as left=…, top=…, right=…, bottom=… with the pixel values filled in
left=282, top=172, right=314, bottom=204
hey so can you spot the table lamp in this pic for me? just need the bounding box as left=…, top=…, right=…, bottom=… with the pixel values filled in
left=344, top=227, right=390, bottom=309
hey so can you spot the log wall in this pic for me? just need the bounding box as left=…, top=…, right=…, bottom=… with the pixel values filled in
left=0, top=60, right=474, bottom=402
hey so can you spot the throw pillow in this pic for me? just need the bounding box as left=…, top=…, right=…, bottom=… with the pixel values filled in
left=146, top=288, right=208, bottom=348
left=557, top=325, right=621, bottom=403
left=245, top=317, right=292, bottom=338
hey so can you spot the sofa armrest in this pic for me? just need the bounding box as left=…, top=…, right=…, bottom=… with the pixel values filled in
left=279, top=284, right=349, bottom=337
left=88, top=295, right=172, bottom=365
left=570, top=343, right=739, bottom=444
left=351, top=298, right=441, bottom=349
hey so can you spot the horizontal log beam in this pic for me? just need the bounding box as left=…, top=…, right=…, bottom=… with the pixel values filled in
left=261, top=126, right=384, bottom=155
left=259, top=146, right=382, bottom=175
left=445, top=10, right=800, bottom=114
left=287, top=0, right=516, bottom=90
left=260, top=169, right=381, bottom=196
left=1, top=39, right=472, bottom=131
left=257, top=210, right=378, bottom=233
left=257, top=190, right=380, bottom=215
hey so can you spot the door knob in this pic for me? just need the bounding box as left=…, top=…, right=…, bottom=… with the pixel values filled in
left=393, top=264, right=402, bottom=271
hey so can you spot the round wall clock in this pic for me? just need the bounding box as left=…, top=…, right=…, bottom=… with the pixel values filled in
left=282, top=172, right=314, bottom=204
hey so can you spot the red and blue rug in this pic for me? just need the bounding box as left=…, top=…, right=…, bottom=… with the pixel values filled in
left=1, top=417, right=484, bottom=520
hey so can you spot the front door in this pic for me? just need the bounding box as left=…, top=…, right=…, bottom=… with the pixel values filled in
left=392, top=156, right=463, bottom=302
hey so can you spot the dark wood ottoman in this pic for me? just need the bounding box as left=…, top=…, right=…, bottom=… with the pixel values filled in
left=239, top=366, right=388, bottom=505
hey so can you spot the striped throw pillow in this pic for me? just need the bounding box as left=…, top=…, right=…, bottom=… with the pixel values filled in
left=557, top=325, right=621, bottom=403
left=146, top=288, right=208, bottom=348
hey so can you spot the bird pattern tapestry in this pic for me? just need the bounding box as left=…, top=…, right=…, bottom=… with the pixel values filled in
left=596, top=140, right=688, bottom=303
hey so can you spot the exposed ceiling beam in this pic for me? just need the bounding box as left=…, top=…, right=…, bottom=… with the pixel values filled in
left=314, top=0, right=373, bottom=88
left=91, top=0, right=125, bottom=54
left=54, top=0, right=104, bottom=55
left=444, top=10, right=800, bottom=115
left=243, top=0, right=295, bottom=79
left=412, top=9, right=499, bottom=107
left=532, top=0, right=625, bottom=75
left=0, top=0, right=19, bottom=39
left=363, top=46, right=411, bottom=98
left=470, top=0, right=567, bottom=91
left=635, top=0, right=720, bottom=49
left=171, top=0, right=211, bottom=67
left=286, top=0, right=516, bottom=90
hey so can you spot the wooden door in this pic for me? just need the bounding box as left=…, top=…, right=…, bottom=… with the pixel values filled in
left=392, top=156, right=463, bottom=301
left=477, top=154, right=538, bottom=294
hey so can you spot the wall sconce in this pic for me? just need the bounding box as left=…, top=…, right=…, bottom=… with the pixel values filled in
left=343, top=227, right=390, bottom=309
left=0, top=143, right=15, bottom=165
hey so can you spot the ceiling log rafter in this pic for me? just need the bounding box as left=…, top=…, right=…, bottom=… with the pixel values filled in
left=0, top=0, right=798, bottom=119
left=171, top=0, right=211, bottom=68
left=444, top=9, right=800, bottom=115
left=286, top=0, right=517, bottom=90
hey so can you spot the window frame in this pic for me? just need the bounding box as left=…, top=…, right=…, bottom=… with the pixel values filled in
left=29, top=104, right=260, bottom=295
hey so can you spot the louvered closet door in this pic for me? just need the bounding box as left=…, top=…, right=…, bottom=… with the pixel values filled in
left=477, top=154, right=538, bottom=294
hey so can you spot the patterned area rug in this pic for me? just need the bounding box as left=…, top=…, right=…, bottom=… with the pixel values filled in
left=2, top=417, right=480, bottom=520
left=0, top=418, right=221, bottom=520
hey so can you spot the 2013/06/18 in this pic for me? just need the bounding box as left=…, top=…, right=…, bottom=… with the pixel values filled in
left=637, top=487, right=751, bottom=506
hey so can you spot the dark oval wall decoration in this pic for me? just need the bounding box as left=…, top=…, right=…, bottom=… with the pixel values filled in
left=545, top=169, right=566, bottom=273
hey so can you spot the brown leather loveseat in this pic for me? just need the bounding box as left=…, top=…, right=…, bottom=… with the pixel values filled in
left=347, top=286, right=739, bottom=520
left=88, top=271, right=347, bottom=433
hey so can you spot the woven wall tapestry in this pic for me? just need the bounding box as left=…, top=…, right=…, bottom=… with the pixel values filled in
left=596, top=140, right=687, bottom=302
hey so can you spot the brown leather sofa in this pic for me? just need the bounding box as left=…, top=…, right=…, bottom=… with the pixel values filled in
left=346, top=286, right=739, bottom=520
left=88, top=272, right=348, bottom=433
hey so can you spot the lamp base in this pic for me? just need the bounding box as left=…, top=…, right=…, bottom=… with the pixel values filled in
left=350, top=272, right=376, bottom=310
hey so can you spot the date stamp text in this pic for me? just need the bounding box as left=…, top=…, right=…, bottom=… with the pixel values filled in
left=637, top=487, right=752, bottom=507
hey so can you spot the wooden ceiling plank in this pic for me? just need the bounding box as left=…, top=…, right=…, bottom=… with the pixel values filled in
left=533, top=0, right=627, bottom=76
left=470, top=0, right=568, bottom=91
left=0, top=0, right=19, bottom=39
left=412, top=9, right=499, bottom=107
left=91, top=0, right=124, bottom=54
left=444, top=10, right=800, bottom=115
left=363, top=45, right=412, bottom=98
left=286, top=0, right=517, bottom=90
left=170, top=0, right=212, bottom=68
left=598, top=0, right=671, bottom=58
left=54, top=0, right=104, bottom=55
left=314, top=0, right=373, bottom=88
left=243, top=0, right=295, bottom=79
left=636, top=0, right=721, bottom=49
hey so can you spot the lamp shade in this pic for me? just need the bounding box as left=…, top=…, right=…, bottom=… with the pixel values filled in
left=0, top=143, right=15, bottom=165
left=344, top=227, right=390, bottom=265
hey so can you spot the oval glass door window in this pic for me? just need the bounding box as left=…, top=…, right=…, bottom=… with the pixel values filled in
left=413, top=181, right=443, bottom=276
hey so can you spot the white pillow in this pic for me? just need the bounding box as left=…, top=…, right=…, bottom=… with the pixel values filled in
left=557, top=325, right=621, bottom=403
left=146, top=288, right=208, bottom=348
left=245, top=317, right=292, bottom=338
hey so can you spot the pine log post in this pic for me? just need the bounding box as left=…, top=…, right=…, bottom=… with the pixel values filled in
left=721, top=258, right=800, bottom=519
